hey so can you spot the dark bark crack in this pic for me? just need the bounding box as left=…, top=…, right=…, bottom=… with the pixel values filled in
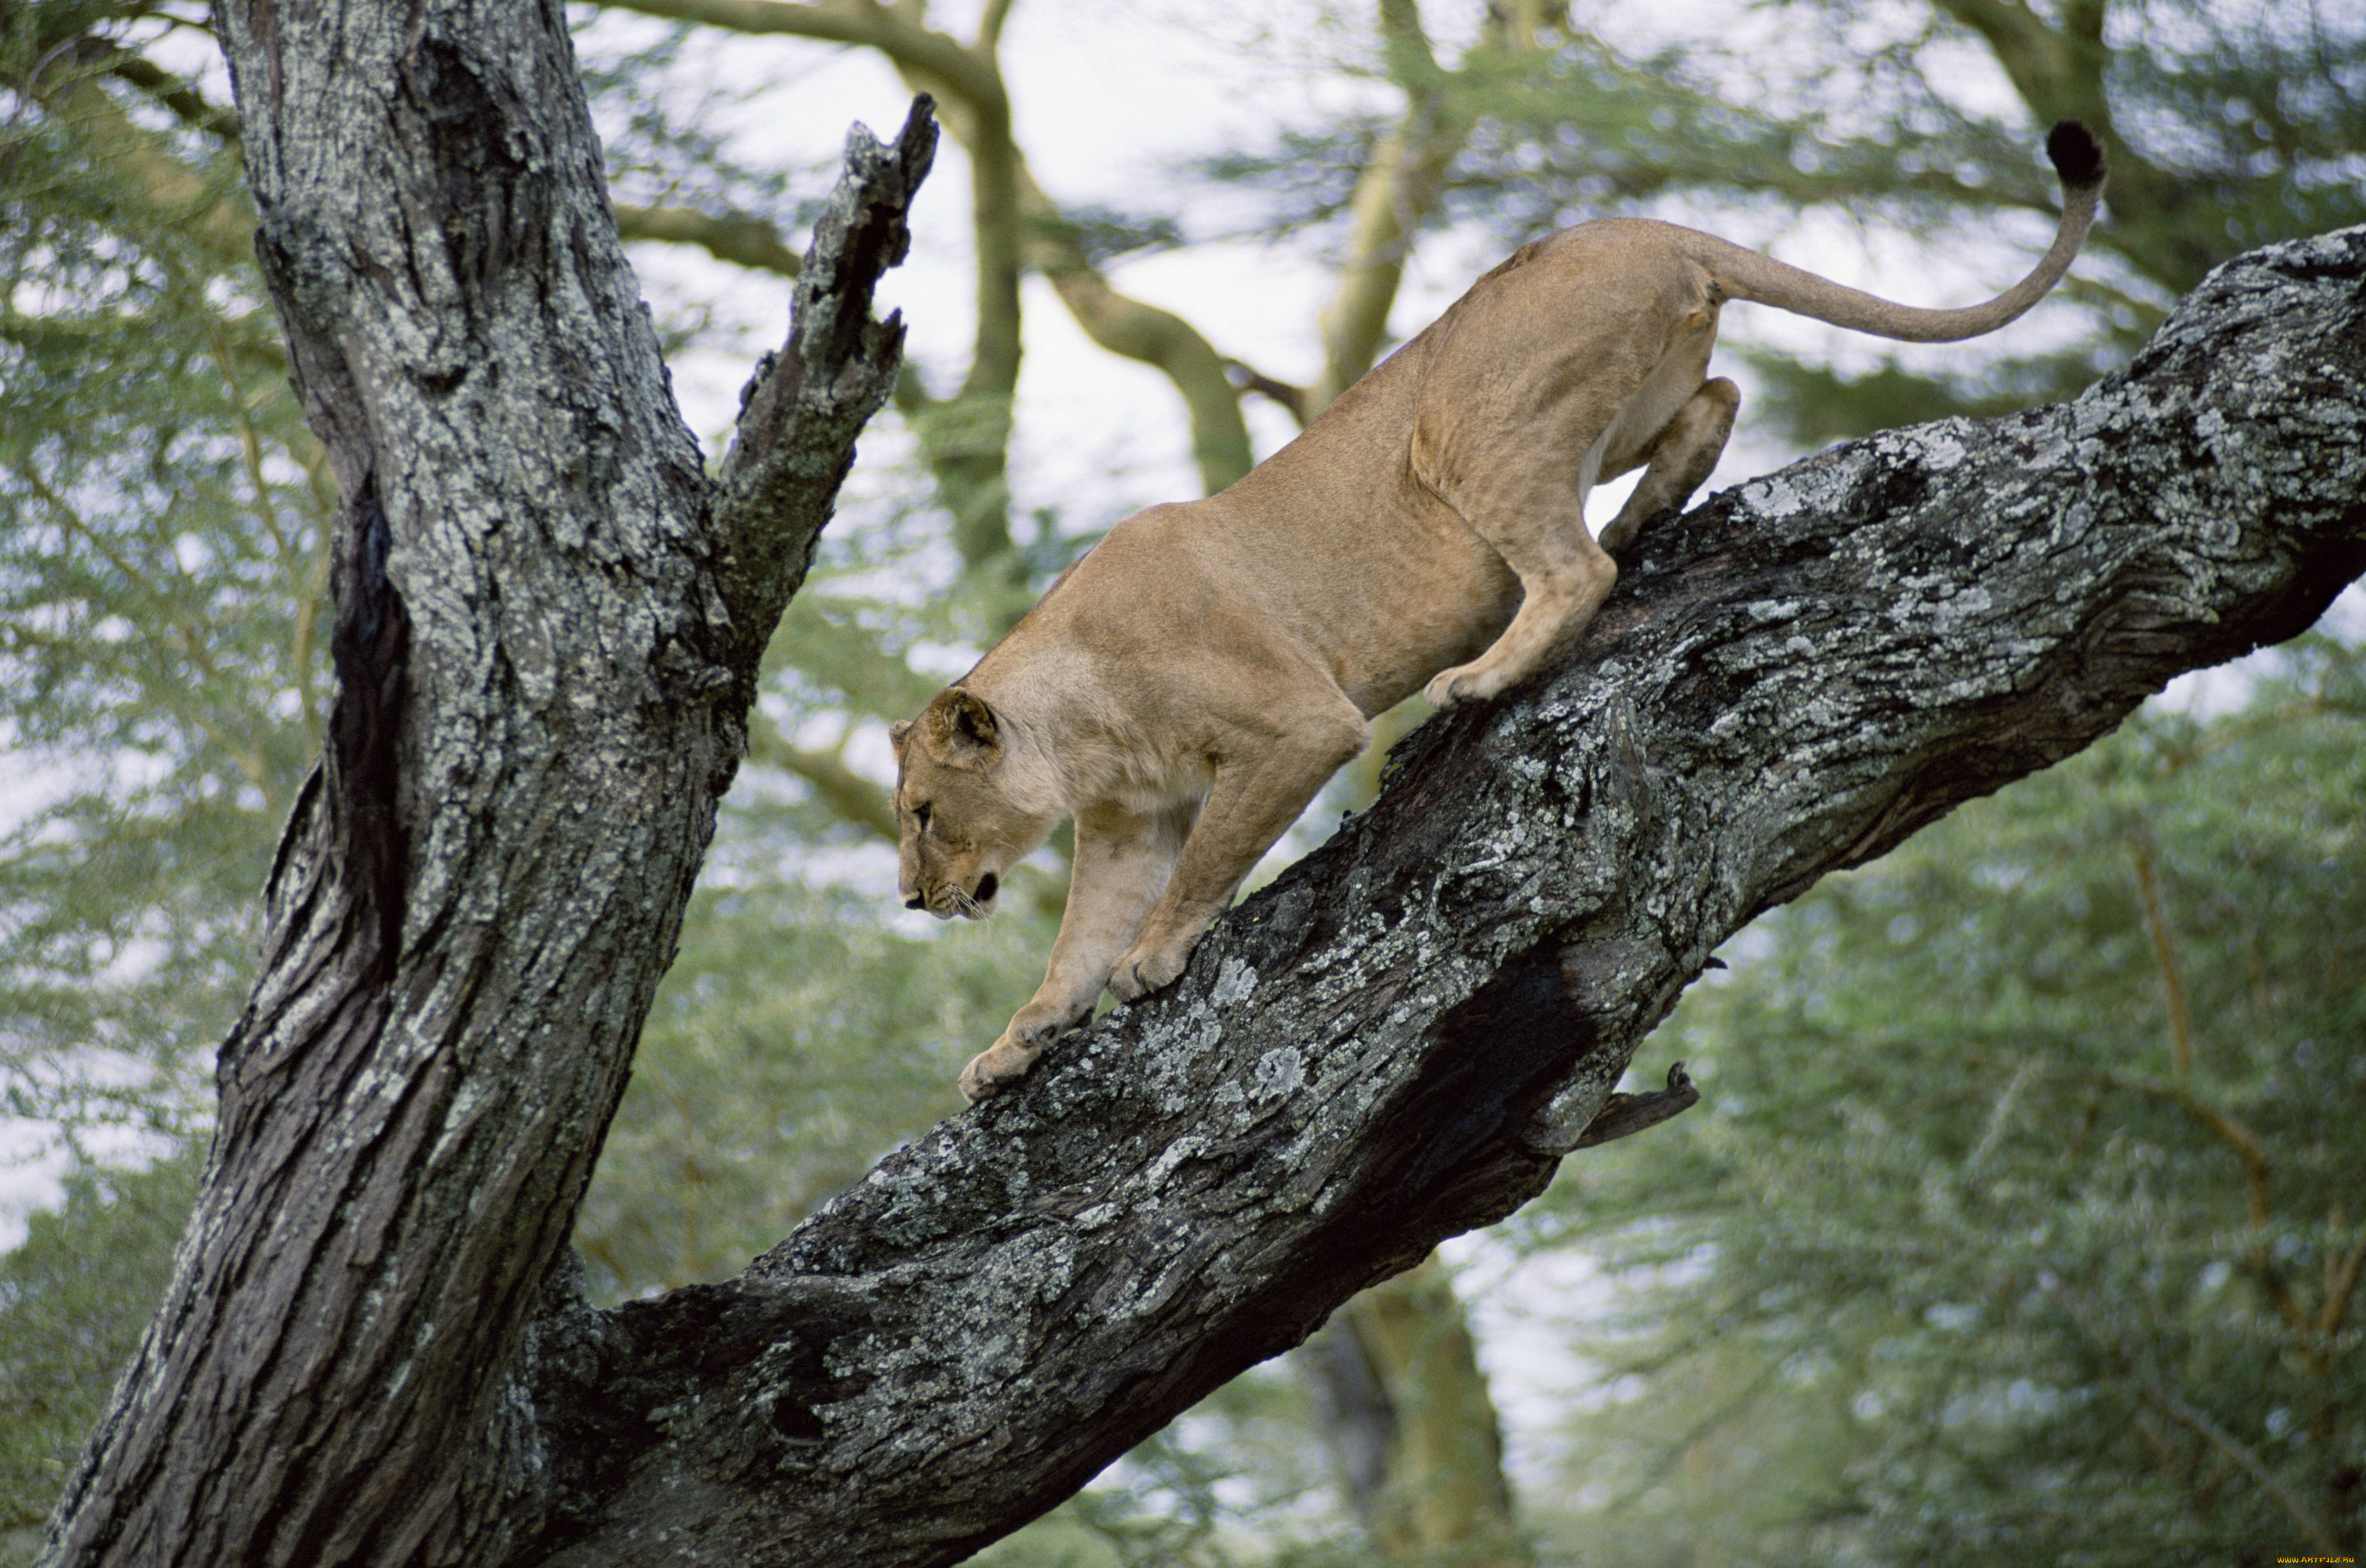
left=327, top=471, right=411, bottom=972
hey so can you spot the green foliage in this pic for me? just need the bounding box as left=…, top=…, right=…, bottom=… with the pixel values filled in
left=1444, top=0, right=2366, bottom=293
left=0, top=1151, right=201, bottom=1560
left=580, top=20, right=833, bottom=247
left=0, top=1, right=321, bottom=1145
left=1732, top=346, right=2115, bottom=453
left=1528, top=644, right=2366, bottom=1564
left=1049, top=205, right=1188, bottom=269
left=970, top=1370, right=1367, bottom=1568
left=0, top=7, right=318, bottom=1535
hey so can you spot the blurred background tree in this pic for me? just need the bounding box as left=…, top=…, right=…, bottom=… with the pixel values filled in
left=1526, top=639, right=2365, bottom=1565
left=0, top=0, right=2359, bottom=1562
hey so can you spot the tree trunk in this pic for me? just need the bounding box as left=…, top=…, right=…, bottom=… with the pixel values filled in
left=37, top=1, right=933, bottom=1561
left=36, top=0, right=2366, bottom=1557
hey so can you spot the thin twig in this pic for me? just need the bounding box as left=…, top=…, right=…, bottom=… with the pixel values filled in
left=2136, top=1384, right=2338, bottom=1553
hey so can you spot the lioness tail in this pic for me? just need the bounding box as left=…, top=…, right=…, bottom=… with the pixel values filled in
left=1683, top=121, right=2108, bottom=344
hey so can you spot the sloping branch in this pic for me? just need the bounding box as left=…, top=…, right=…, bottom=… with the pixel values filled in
left=494, top=231, right=2366, bottom=1566
left=37, top=2, right=2365, bottom=1556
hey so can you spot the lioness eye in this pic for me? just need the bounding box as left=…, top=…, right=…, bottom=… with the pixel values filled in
left=913, top=803, right=932, bottom=833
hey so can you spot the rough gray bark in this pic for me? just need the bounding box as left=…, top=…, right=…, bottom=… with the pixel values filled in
left=33, top=0, right=2366, bottom=1558
left=37, top=0, right=932, bottom=1561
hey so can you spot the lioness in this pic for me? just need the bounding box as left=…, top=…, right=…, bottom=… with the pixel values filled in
left=896, top=124, right=2106, bottom=1103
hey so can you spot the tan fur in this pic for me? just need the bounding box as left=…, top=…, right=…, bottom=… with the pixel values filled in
left=895, top=130, right=2105, bottom=1101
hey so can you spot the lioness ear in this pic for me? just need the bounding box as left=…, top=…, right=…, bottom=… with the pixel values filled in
left=922, top=687, right=1001, bottom=767
left=888, top=718, right=914, bottom=754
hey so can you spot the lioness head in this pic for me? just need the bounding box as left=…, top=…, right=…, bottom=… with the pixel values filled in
left=890, top=687, right=1055, bottom=920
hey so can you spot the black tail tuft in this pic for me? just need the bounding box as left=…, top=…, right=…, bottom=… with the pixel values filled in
left=2046, top=120, right=2106, bottom=187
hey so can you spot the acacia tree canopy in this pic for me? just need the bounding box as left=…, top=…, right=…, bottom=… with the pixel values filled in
left=35, top=0, right=2366, bottom=1564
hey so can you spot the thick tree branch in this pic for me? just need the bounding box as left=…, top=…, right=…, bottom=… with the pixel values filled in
left=40, top=4, right=2365, bottom=1555
left=713, top=99, right=936, bottom=659
left=493, top=231, right=2366, bottom=1566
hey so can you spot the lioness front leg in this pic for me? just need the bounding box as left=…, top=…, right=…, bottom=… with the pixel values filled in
left=1596, top=377, right=1738, bottom=555
left=961, top=802, right=1190, bottom=1102
left=1108, top=709, right=1366, bottom=1003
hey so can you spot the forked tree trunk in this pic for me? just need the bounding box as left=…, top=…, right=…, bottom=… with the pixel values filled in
left=38, top=0, right=2366, bottom=1560
left=38, top=2, right=935, bottom=1563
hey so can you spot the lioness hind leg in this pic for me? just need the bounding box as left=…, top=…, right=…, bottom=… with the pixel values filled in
left=1107, top=703, right=1367, bottom=1004
left=1423, top=522, right=1617, bottom=710
left=1597, top=377, right=1738, bottom=555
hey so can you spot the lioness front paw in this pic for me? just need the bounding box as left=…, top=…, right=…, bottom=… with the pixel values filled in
left=958, top=1035, right=1040, bottom=1104
left=1107, top=933, right=1196, bottom=1003
left=1005, top=1000, right=1084, bottom=1052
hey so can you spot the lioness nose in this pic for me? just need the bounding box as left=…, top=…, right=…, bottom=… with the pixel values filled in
left=904, top=895, right=926, bottom=910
